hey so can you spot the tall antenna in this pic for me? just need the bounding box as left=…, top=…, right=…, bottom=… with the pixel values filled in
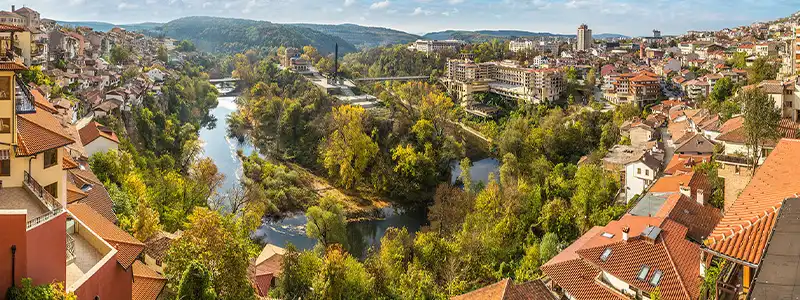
left=333, top=43, right=339, bottom=80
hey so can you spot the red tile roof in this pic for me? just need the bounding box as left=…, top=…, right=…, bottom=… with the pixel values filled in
left=505, top=280, right=556, bottom=300
left=0, top=62, right=26, bottom=70
left=68, top=168, right=118, bottom=223
left=69, top=203, right=144, bottom=269
left=132, top=261, right=166, bottom=300
left=706, top=139, right=800, bottom=265
left=655, top=194, right=721, bottom=241
left=451, top=278, right=510, bottom=300
left=62, top=149, right=79, bottom=170
left=16, top=109, right=75, bottom=156
left=664, top=154, right=711, bottom=175
left=78, top=121, right=120, bottom=145
left=541, top=258, right=625, bottom=300
left=0, top=24, right=25, bottom=32
left=30, top=89, right=58, bottom=114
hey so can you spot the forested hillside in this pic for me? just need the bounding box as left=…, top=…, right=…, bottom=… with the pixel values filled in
left=292, top=23, right=420, bottom=49
left=159, top=16, right=357, bottom=54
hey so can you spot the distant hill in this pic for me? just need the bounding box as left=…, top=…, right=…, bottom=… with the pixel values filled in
left=422, top=30, right=628, bottom=42
left=291, top=23, right=420, bottom=49
left=157, top=16, right=357, bottom=55
left=56, top=21, right=163, bottom=32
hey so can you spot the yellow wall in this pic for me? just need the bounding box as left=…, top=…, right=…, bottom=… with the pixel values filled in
left=0, top=146, right=67, bottom=205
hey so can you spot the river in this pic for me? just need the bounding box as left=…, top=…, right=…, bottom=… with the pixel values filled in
left=199, top=95, right=500, bottom=257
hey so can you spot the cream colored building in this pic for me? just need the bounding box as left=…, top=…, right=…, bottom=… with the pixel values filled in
left=577, top=24, right=592, bottom=51
left=443, top=58, right=566, bottom=104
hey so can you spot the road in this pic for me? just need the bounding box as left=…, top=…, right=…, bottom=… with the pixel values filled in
left=660, top=126, right=675, bottom=168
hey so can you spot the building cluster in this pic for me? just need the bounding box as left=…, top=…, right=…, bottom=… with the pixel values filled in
left=454, top=13, right=800, bottom=300
left=509, top=38, right=559, bottom=54
left=442, top=56, right=566, bottom=109
left=409, top=39, right=464, bottom=54
left=0, top=5, right=289, bottom=300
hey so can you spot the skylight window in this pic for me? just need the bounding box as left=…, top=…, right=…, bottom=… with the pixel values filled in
left=637, top=265, right=650, bottom=281
left=650, top=270, right=663, bottom=286
left=601, top=232, right=614, bottom=238
left=600, top=248, right=612, bottom=262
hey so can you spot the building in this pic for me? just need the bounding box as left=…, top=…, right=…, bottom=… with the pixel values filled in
left=602, top=70, right=661, bottom=106
left=253, top=244, right=286, bottom=297
left=279, top=47, right=311, bottom=73
left=443, top=58, right=566, bottom=105
left=0, top=36, right=163, bottom=300
left=451, top=278, right=555, bottom=300
left=78, top=121, right=119, bottom=158
left=705, top=139, right=800, bottom=298
left=411, top=39, right=463, bottom=53
left=509, top=39, right=559, bottom=54
left=623, top=151, right=661, bottom=203
left=540, top=214, right=703, bottom=300
left=577, top=24, right=592, bottom=51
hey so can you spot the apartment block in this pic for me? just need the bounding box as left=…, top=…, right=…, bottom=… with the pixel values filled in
left=577, top=24, right=592, bottom=51
left=411, top=39, right=463, bottom=54
left=443, top=58, right=566, bottom=105
left=602, top=70, right=662, bottom=106
left=509, top=39, right=559, bottom=54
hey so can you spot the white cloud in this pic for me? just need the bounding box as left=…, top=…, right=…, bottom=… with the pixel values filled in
left=448, top=0, right=464, bottom=4
left=411, top=7, right=433, bottom=16
left=369, top=0, right=390, bottom=9
left=344, top=0, right=356, bottom=7
left=442, top=8, right=458, bottom=16
left=67, top=0, right=85, bottom=6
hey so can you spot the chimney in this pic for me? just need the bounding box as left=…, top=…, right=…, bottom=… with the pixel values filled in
left=679, top=182, right=691, bottom=198
left=622, top=226, right=630, bottom=242
left=696, top=189, right=705, bottom=205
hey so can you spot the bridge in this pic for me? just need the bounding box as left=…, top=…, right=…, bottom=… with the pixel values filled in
left=209, top=77, right=241, bottom=84
left=353, top=76, right=429, bottom=82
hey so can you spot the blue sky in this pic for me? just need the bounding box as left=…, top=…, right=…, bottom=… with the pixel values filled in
left=7, top=0, right=800, bottom=36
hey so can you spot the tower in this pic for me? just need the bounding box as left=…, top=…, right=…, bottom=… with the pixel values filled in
left=577, top=24, right=592, bottom=51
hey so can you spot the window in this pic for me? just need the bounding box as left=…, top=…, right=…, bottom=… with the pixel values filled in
left=645, top=169, right=649, bottom=176
left=600, top=248, right=612, bottom=262
left=601, top=232, right=615, bottom=238
left=0, top=159, right=8, bottom=176
left=650, top=270, right=663, bottom=286
left=43, top=149, right=58, bottom=168
left=735, top=165, right=741, bottom=175
left=44, top=182, right=57, bottom=198
left=0, top=118, right=9, bottom=133
left=637, top=168, right=642, bottom=174
left=637, top=265, right=650, bottom=281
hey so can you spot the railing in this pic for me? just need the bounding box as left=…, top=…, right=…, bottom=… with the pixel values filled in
left=15, top=76, right=36, bottom=114
left=66, top=234, right=76, bottom=263
left=23, top=170, right=64, bottom=229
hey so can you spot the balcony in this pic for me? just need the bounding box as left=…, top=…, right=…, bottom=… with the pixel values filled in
left=65, top=215, right=113, bottom=290
left=15, top=77, right=35, bottom=114
left=22, top=170, right=63, bottom=228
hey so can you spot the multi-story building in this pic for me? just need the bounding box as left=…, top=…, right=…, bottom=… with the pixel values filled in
left=0, top=35, right=163, bottom=300
left=577, top=24, right=592, bottom=51
left=443, top=58, right=566, bottom=104
left=411, top=39, right=463, bottom=54
left=509, top=39, right=559, bottom=54
left=795, top=26, right=800, bottom=73
left=603, top=70, right=661, bottom=106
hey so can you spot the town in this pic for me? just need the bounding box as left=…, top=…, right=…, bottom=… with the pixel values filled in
left=0, top=3, right=797, bottom=300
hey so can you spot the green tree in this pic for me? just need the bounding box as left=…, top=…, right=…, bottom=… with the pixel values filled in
left=740, top=88, right=781, bottom=173
left=320, top=105, right=379, bottom=189
left=586, top=67, right=597, bottom=88
left=312, top=245, right=375, bottom=300
left=748, top=57, right=778, bottom=84
left=176, top=261, right=217, bottom=300
left=459, top=157, right=472, bottom=194
left=109, top=44, right=133, bottom=65
left=514, top=242, right=542, bottom=281
left=164, top=208, right=257, bottom=300
left=571, top=164, right=619, bottom=232
left=728, top=52, right=747, bottom=69
left=306, top=195, right=347, bottom=248
left=157, top=45, right=168, bottom=63
left=710, top=77, right=734, bottom=102
left=133, top=200, right=161, bottom=241
left=177, top=40, right=197, bottom=52
left=539, top=232, right=560, bottom=263
left=5, top=278, right=75, bottom=300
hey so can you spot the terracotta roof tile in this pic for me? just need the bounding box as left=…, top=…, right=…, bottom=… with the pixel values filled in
left=78, top=121, right=119, bottom=145
left=30, top=89, right=58, bottom=114
left=451, top=278, right=510, bottom=300
left=254, top=273, right=274, bottom=297
left=62, top=149, right=79, bottom=170
left=68, top=169, right=118, bottom=223
left=655, top=194, right=721, bottom=241
left=505, top=280, right=556, bottom=300
left=66, top=180, right=88, bottom=203
left=706, top=139, right=800, bottom=265
left=0, top=62, right=26, bottom=70
left=69, top=203, right=143, bottom=269
left=132, top=261, right=166, bottom=300
left=664, top=154, right=711, bottom=175
left=144, top=231, right=180, bottom=266
left=16, top=109, right=75, bottom=156
left=541, top=259, right=625, bottom=300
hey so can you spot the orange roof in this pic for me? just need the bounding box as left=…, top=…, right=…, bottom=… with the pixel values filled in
left=16, top=109, right=75, bottom=156
left=649, top=173, right=694, bottom=193
left=451, top=278, right=511, bottom=300
left=132, top=261, right=166, bottom=300
left=664, top=154, right=711, bottom=175
left=79, top=121, right=120, bottom=145
left=62, top=149, right=79, bottom=170
left=66, top=181, right=88, bottom=203
left=69, top=203, right=144, bottom=269
left=706, top=139, right=800, bottom=265
left=30, top=89, right=58, bottom=114
left=576, top=219, right=700, bottom=300
left=0, top=62, right=26, bottom=71
left=655, top=194, right=721, bottom=241
left=541, top=259, right=624, bottom=300
left=0, top=24, right=25, bottom=32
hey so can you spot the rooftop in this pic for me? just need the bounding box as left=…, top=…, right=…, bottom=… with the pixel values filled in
left=748, top=198, right=800, bottom=299
left=0, top=187, right=47, bottom=221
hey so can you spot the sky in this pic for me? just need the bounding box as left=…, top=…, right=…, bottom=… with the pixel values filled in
left=7, top=0, right=800, bottom=36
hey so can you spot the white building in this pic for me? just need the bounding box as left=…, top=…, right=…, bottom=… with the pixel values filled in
left=412, top=39, right=463, bottom=53
left=78, top=121, right=120, bottom=158
left=624, top=152, right=661, bottom=203
left=577, top=24, right=592, bottom=51
left=509, top=39, right=559, bottom=54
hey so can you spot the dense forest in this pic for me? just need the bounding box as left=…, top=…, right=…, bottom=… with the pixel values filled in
left=291, top=23, right=421, bottom=49
left=158, top=16, right=358, bottom=54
